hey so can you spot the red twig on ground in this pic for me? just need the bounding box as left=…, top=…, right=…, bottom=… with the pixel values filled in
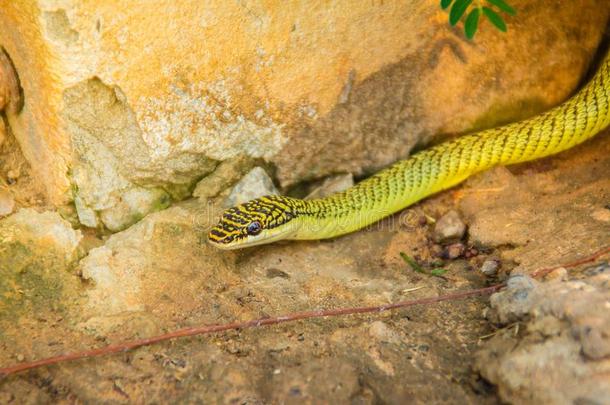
left=530, top=245, right=610, bottom=279
left=0, top=245, right=608, bottom=378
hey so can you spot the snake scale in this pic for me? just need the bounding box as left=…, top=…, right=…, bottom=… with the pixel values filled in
left=209, top=52, right=610, bottom=249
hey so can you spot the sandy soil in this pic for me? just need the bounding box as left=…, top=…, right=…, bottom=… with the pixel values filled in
left=0, top=127, right=608, bottom=403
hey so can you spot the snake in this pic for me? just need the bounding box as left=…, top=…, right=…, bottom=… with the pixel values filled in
left=208, top=52, right=610, bottom=250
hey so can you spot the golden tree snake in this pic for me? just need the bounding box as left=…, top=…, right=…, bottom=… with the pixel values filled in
left=209, top=51, right=610, bottom=249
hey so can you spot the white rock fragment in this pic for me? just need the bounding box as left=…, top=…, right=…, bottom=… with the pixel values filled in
left=223, top=167, right=279, bottom=207
left=480, top=259, right=500, bottom=277
left=433, top=210, right=466, bottom=242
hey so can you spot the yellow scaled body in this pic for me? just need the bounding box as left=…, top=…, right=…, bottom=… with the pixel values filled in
left=209, top=53, right=610, bottom=249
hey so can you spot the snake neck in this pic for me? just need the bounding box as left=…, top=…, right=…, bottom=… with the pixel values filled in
left=289, top=52, right=610, bottom=241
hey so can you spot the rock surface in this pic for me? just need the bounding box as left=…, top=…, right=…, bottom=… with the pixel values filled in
left=434, top=210, right=467, bottom=243
left=0, top=127, right=608, bottom=403
left=0, top=2, right=608, bottom=402
left=476, top=270, right=610, bottom=404
left=480, top=259, right=500, bottom=277
left=0, top=209, right=82, bottom=322
left=0, top=1, right=608, bottom=229
left=223, top=167, right=279, bottom=208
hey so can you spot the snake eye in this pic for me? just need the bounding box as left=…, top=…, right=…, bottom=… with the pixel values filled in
left=246, top=221, right=263, bottom=236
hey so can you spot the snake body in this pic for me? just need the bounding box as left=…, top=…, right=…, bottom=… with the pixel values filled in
left=209, top=52, right=610, bottom=249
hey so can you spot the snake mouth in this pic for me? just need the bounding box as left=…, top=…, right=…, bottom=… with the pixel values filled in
left=207, top=237, right=245, bottom=250
left=207, top=224, right=297, bottom=250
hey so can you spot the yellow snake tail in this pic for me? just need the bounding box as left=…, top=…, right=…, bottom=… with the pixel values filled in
left=291, top=53, right=610, bottom=240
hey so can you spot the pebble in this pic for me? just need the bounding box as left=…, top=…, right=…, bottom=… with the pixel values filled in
left=0, top=189, right=15, bottom=217
left=488, top=274, right=538, bottom=324
left=543, top=267, right=568, bottom=281
left=433, top=210, right=466, bottom=242
left=441, top=242, right=465, bottom=260
left=464, top=247, right=479, bottom=258
left=223, top=167, right=279, bottom=208
left=480, top=259, right=500, bottom=277
left=506, top=274, right=536, bottom=292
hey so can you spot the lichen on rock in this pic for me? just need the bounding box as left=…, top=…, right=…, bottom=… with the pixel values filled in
left=0, top=209, right=82, bottom=322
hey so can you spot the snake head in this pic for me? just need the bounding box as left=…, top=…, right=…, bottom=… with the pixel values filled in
left=208, top=195, right=300, bottom=250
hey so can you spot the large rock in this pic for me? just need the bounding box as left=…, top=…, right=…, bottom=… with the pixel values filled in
left=476, top=271, right=610, bottom=404
left=0, top=1, right=608, bottom=230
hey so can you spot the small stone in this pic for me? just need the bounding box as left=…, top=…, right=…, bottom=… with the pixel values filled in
left=506, top=274, right=536, bottom=292
left=488, top=274, right=538, bottom=324
left=433, top=210, right=466, bottom=242
left=480, top=259, right=500, bottom=277
left=16, top=353, right=24, bottom=362
left=441, top=242, right=465, bottom=260
left=0, top=190, right=15, bottom=217
left=543, top=267, right=568, bottom=281
left=223, top=167, right=279, bottom=208
left=464, top=247, right=479, bottom=258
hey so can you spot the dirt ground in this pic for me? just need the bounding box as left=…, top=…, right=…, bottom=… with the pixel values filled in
left=0, top=124, right=608, bottom=403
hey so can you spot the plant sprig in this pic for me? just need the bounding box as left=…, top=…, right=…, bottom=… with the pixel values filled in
left=440, top=0, right=516, bottom=40
left=400, top=252, right=448, bottom=278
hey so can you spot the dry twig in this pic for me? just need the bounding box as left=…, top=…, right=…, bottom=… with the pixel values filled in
left=0, top=244, right=608, bottom=378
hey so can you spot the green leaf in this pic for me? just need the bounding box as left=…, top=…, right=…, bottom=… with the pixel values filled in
left=482, top=6, right=507, bottom=32
left=449, top=0, right=474, bottom=26
left=486, top=0, right=516, bottom=16
left=464, top=8, right=480, bottom=39
left=430, top=268, right=448, bottom=277
left=440, top=0, right=453, bottom=10
left=400, top=252, right=426, bottom=274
